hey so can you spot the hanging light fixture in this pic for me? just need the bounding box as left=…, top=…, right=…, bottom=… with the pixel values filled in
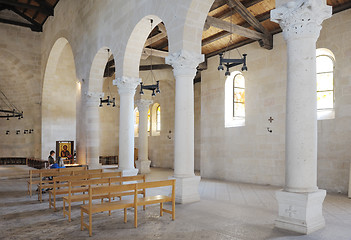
left=139, top=19, right=161, bottom=97
left=99, top=49, right=116, bottom=107
left=0, top=90, right=23, bottom=120
left=217, top=8, right=248, bottom=76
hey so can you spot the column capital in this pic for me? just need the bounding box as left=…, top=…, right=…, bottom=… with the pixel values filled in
left=271, top=0, right=331, bottom=40
left=166, top=49, right=204, bottom=76
left=113, top=76, right=141, bottom=95
left=135, top=99, right=153, bottom=112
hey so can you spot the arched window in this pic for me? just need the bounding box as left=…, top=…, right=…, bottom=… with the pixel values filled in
left=316, top=48, right=335, bottom=119
left=156, top=105, right=161, bottom=132
left=134, top=107, right=139, bottom=137
left=233, top=73, right=245, bottom=118
left=151, top=103, right=161, bottom=136
left=225, top=71, right=245, bottom=127
left=147, top=108, right=151, bottom=132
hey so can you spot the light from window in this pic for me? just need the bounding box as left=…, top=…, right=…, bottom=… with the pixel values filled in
left=147, top=108, right=151, bottom=132
left=233, top=73, right=245, bottom=118
left=134, top=108, right=139, bottom=137
left=316, top=53, right=334, bottom=110
left=156, top=105, right=161, bottom=132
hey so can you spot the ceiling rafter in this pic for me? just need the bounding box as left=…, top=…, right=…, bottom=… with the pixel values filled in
left=8, top=6, right=42, bottom=31
left=226, top=0, right=272, bottom=49
left=0, top=0, right=53, bottom=15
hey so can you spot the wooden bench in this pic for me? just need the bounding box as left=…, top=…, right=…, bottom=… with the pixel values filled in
left=80, top=179, right=175, bottom=237
left=49, top=171, right=123, bottom=211
left=37, top=169, right=103, bottom=202
left=63, top=175, right=145, bottom=222
left=27, top=166, right=87, bottom=196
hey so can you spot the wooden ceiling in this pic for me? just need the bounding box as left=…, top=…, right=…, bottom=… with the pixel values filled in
left=0, top=0, right=59, bottom=32
left=147, top=0, right=351, bottom=59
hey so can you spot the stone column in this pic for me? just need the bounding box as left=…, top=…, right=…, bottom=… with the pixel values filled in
left=85, top=91, right=104, bottom=169
left=166, top=50, right=204, bottom=203
left=113, top=76, right=141, bottom=176
left=135, top=99, right=153, bottom=173
left=271, top=0, right=331, bottom=234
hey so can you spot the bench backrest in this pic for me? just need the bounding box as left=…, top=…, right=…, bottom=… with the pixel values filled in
left=88, top=171, right=122, bottom=179
left=69, top=174, right=145, bottom=188
left=30, top=166, right=87, bottom=175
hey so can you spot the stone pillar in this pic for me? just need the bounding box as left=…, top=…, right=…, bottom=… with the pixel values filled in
left=85, top=91, right=104, bottom=169
left=166, top=50, right=204, bottom=203
left=113, top=76, right=141, bottom=176
left=271, top=0, right=331, bottom=234
left=135, top=99, right=153, bottom=174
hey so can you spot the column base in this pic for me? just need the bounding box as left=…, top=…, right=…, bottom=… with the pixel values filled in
left=275, top=189, right=326, bottom=234
left=135, top=160, right=151, bottom=174
left=170, top=175, right=201, bottom=204
left=117, top=168, right=139, bottom=177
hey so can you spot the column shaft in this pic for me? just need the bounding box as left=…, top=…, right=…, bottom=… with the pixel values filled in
left=85, top=92, right=103, bottom=169
left=114, top=76, right=141, bottom=175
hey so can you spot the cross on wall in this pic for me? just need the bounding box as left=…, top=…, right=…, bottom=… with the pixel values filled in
left=268, top=117, right=274, bottom=123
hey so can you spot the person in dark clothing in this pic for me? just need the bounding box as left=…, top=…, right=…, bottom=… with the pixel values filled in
left=48, top=150, right=55, bottom=165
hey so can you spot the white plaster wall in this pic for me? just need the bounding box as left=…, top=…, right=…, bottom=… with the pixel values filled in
left=194, top=82, right=201, bottom=171
left=41, top=44, right=77, bottom=159
left=99, top=75, right=119, bottom=156
left=200, top=9, right=351, bottom=193
left=0, top=24, right=41, bottom=158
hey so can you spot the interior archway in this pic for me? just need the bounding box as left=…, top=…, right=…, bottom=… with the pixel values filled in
left=42, top=38, right=78, bottom=160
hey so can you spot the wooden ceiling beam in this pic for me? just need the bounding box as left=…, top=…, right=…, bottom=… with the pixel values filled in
left=0, top=0, right=53, bottom=15
left=202, top=12, right=270, bottom=46
left=226, top=0, right=272, bottom=49
left=206, top=16, right=264, bottom=41
left=0, top=17, right=40, bottom=31
left=144, top=31, right=167, bottom=47
left=141, top=48, right=168, bottom=59
left=9, top=6, right=42, bottom=31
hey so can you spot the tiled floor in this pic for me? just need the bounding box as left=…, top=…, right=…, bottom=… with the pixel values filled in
left=0, top=166, right=350, bottom=240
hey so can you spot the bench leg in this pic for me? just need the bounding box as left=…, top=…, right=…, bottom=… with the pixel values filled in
left=89, top=213, right=92, bottom=237
left=53, top=193, right=56, bottom=211
left=134, top=207, right=138, bottom=228
left=124, top=208, right=127, bottom=223
left=172, top=200, right=175, bottom=220
left=160, top=203, right=163, bottom=216
left=49, top=192, right=52, bottom=209
left=68, top=201, right=72, bottom=222
left=80, top=210, right=84, bottom=231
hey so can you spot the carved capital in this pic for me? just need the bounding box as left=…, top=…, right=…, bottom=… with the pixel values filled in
left=113, top=76, right=141, bottom=95
left=166, top=49, right=204, bottom=76
left=271, top=0, right=331, bottom=40
left=135, top=99, right=153, bottom=113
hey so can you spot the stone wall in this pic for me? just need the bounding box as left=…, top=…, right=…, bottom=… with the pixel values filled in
left=200, top=9, right=351, bottom=193
left=0, top=24, right=41, bottom=158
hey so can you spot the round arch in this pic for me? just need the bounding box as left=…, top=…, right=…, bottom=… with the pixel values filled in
left=121, top=15, right=165, bottom=78
left=42, top=37, right=78, bottom=159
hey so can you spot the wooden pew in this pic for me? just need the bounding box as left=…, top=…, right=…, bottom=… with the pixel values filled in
left=27, top=166, right=87, bottom=196
left=80, top=179, right=175, bottom=237
left=63, top=175, right=145, bottom=222
left=37, top=169, right=103, bottom=202
left=49, top=171, right=123, bottom=211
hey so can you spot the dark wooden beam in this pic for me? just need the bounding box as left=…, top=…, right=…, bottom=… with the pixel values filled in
left=8, top=6, right=42, bottom=31
left=206, top=27, right=281, bottom=58
left=226, top=0, right=272, bottom=49
left=209, top=0, right=263, bottom=12
left=0, top=0, right=53, bottom=15
left=139, top=64, right=173, bottom=71
left=33, top=0, right=54, bottom=14
left=333, top=2, right=351, bottom=14
left=0, top=17, right=40, bottom=31
left=206, top=16, right=265, bottom=40
left=203, top=12, right=270, bottom=46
